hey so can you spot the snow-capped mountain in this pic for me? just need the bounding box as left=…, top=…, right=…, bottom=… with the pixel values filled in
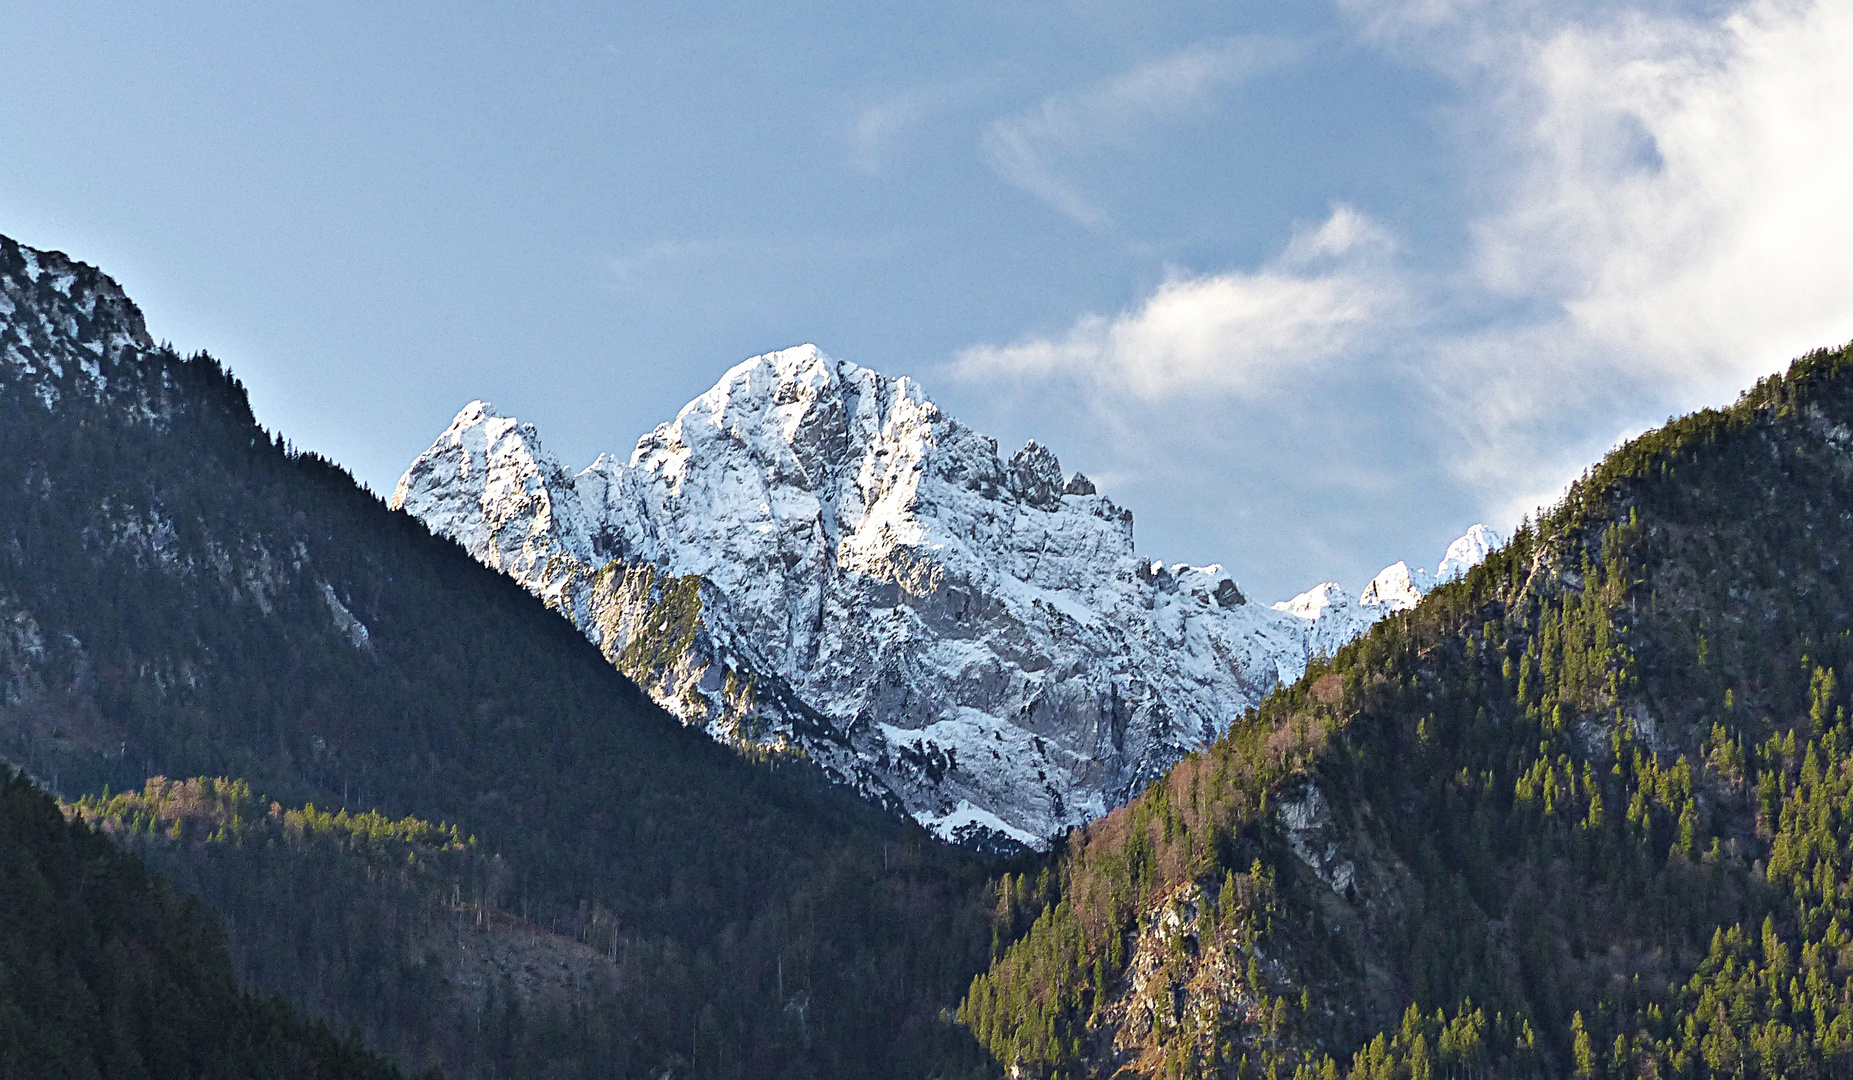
left=1272, top=583, right=1379, bottom=659
left=1438, top=523, right=1501, bottom=582
left=1271, top=523, right=1502, bottom=661
left=393, top=345, right=1497, bottom=849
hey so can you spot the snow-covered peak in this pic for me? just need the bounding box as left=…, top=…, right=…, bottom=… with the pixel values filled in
left=629, top=344, right=869, bottom=487
left=398, top=345, right=1309, bottom=848
left=1359, top=561, right=1432, bottom=613
left=1438, top=523, right=1503, bottom=582
left=394, top=344, right=1506, bottom=850
left=1275, top=582, right=1349, bottom=622
left=1274, top=582, right=1376, bottom=659
left=392, top=398, right=597, bottom=608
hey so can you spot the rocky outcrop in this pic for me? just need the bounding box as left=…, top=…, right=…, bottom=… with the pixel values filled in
left=394, top=346, right=1497, bottom=849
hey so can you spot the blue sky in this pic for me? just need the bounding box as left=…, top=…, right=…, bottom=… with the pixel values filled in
left=4, top=0, right=1851, bottom=598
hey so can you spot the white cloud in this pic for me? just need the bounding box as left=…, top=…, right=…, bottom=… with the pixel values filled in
left=980, top=36, right=1302, bottom=226
left=1483, top=0, right=1853, bottom=377
left=1018, top=0, right=1853, bottom=515
left=954, top=206, right=1400, bottom=399
left=1412, top=0, right=1853, bottom=501
left=1282, top=205, right=1396, bottom=266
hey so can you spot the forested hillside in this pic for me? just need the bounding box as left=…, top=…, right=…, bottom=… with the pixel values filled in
left=963, top=342, right=1853, bottom=1078
left=0, top=236, right=1000, bottom=1077
left=0, top=768, right=413, bottom=1079
left=20, top=228, right=1853, bottom=1080
left=65, top=776, right=518, bottom=1076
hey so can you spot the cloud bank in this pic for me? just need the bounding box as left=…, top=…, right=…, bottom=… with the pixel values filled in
left=958, top=0, right=1853, bottom=536
left=1430, top=0, right=1853, bottom=505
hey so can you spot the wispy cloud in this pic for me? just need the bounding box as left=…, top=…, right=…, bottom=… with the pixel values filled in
left=980, top=36, right=1304, bottom=226
left=1482, top=0, right=1853, bottom=374
left=954, top=206, right=1401, bottom=398
left=605, top=239, right=723, bottom=290
left=851, top=74, right=1003, bottom=177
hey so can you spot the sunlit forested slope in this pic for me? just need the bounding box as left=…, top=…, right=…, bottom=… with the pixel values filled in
left=963, top=342, right=1853, bottom=1079
left=0, top=236, right=1000, bottom=1077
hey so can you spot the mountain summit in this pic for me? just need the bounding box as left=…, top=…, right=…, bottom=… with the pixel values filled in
left=396, top=345, right=1495, bottom=848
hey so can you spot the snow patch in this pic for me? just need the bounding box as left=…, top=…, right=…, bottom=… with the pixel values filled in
left=915, top=800, right=1044, bottom=849
left=320, top=582, right=374, bottom=654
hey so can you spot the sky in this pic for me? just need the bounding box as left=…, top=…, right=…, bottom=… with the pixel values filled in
left=4, top=0, right=1852, bottom=599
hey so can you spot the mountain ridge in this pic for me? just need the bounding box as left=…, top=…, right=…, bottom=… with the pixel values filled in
left=394, top=345, right=1497, bottom=849
left=0, top=232, right=1001, bottom=1079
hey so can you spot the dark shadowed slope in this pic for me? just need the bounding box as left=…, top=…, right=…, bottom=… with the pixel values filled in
left=0, top=768, right=413, bottom=1079
left=0, top=234, right=1000, bottom=1079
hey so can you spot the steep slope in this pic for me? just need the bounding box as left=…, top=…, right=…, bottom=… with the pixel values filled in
left=394, top=350, right=1493, bottom=849
left=65, top=776, right=628, bottom=1079
left=0, top=768, right=412, bottom=1080
left=961, top=341, right=1853, bottom=1079
left=0, top=234, right=997, bottom=1079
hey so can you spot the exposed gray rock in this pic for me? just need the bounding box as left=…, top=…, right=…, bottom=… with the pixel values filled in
left=392, top=344, right=1501, bottom=850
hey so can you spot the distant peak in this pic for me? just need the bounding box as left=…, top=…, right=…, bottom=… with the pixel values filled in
left=1360, top=561, right=1430, bottom=612
left=1274, top=582, right=1350, bottom=621
left=1437, top=523, right=1503, bottom=581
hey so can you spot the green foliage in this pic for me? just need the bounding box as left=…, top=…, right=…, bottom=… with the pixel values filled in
left=0, top=768, right=413, bottom=1079
left=962, top=341, right=1853, bottom=1077
left=68, top=775, right=660, bottom=1077
left=1292, top=1002, right=1541, bottom=1080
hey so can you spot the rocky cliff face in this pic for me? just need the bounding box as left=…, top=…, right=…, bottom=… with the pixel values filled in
left=0, top=238, right=155, bottom=408
left=394, top=345, right=1495, bottom=849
